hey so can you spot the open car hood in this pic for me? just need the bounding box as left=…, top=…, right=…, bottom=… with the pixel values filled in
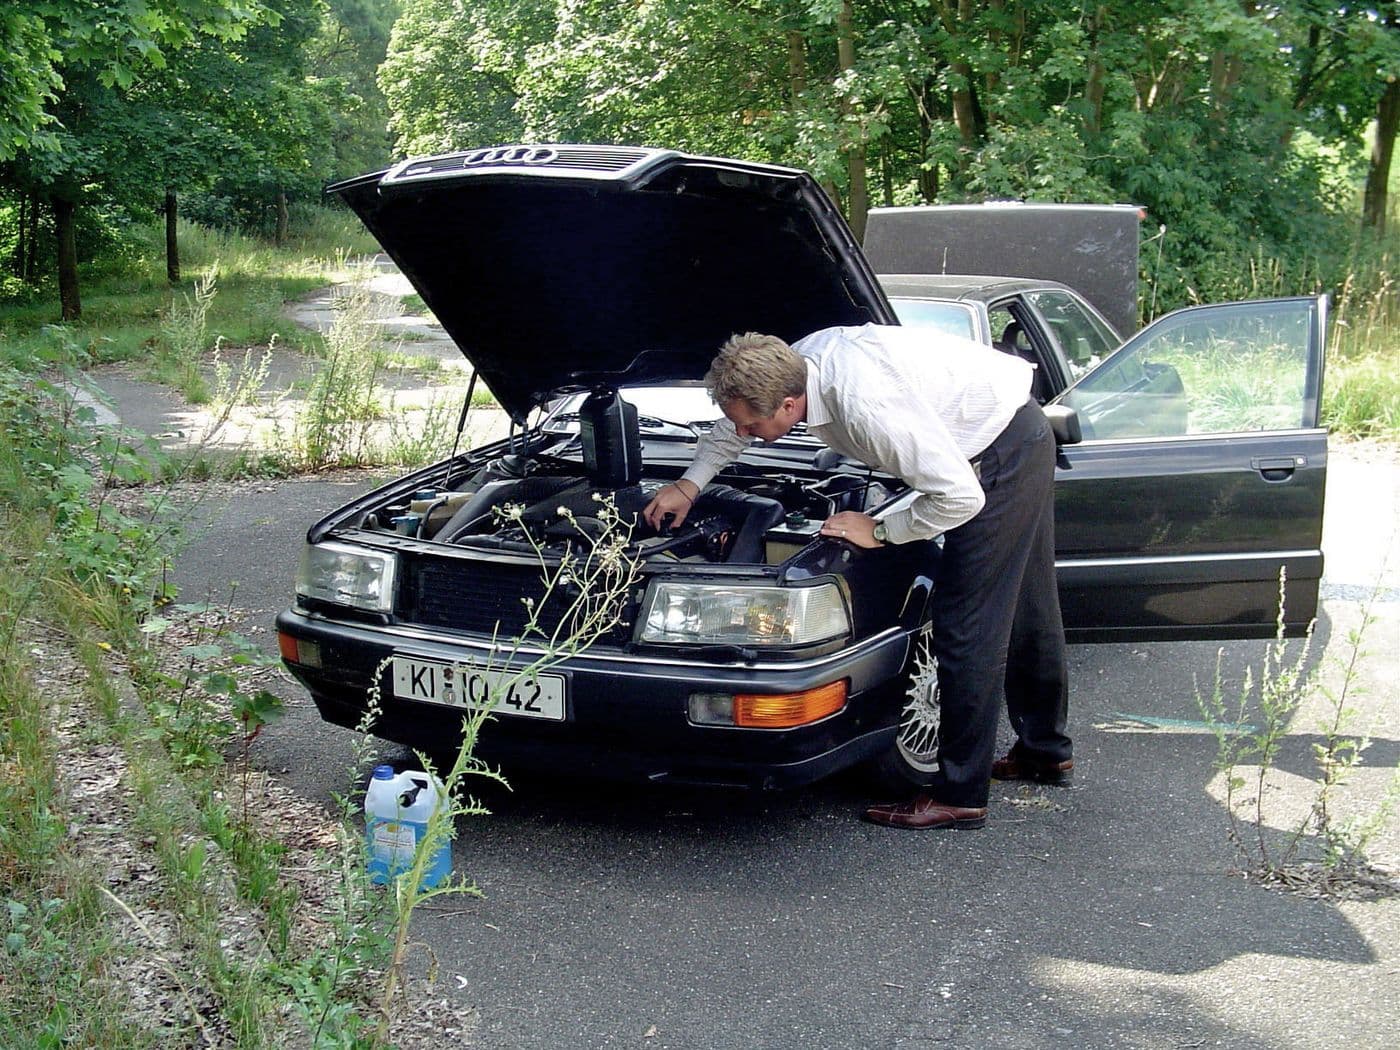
left=330, top=145, right=896, bottom=421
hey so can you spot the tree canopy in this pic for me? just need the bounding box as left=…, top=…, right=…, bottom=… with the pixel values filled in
left=2, top=0, right=1397, bottom=319
left=375, top=0, right=1400, bottom=310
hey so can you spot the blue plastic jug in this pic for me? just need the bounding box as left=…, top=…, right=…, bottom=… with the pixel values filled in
left=364, top=765, right=452, bottom=889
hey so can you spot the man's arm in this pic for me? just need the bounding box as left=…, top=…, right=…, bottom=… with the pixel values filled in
left=641, top=418, right=750, bottom=530
left=838, top=399, right=985, bottom=545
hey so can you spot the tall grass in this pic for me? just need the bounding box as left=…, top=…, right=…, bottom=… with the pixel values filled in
left=1326, top=253, right=1399, bottom=439
left=1145, top=238, right=1399, bottom=442
left=0, top=209, right=373, bottom=369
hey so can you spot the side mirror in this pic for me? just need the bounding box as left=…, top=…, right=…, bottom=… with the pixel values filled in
left=1043, top=404, right=1082, bottom=446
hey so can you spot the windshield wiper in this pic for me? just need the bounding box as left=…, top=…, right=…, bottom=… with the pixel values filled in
left=636, top=414, right=700, bottom=437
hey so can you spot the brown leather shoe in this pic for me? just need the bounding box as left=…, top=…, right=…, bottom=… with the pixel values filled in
left=991, top=748, right=1073, bottom=785
left=863, top=795, right=987, bottom=830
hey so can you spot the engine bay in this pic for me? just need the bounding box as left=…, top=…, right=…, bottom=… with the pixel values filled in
left=360, top=456, right=889, bottom=566
left=355, top=388, right=894, bottom=565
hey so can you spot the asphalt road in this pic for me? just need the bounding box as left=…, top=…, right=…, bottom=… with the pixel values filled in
left=161, top=453, right=1399, bottom=1050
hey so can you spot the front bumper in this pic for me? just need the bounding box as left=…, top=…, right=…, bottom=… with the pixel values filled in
left=276, top=609, right=913, bottom=790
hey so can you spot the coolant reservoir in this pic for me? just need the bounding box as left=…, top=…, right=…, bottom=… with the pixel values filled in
left=409, top=491, right=475, bottom=534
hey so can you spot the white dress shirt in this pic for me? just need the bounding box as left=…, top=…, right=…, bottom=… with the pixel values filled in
left=681, top=323, right=1033, bottom=544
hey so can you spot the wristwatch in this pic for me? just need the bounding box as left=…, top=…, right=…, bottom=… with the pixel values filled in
left=872, top=521, right=889, bottom=544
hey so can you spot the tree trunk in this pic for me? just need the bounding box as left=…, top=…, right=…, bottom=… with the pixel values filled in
left=1210, top=1, right=1257, bottom=118
left=881, top=142, right=894, bottom=207
left=54, top=197, right=81, bottom=322
left=1363, top=76, right=1400, bottom=236
left=938, top=0, right=980, bottom=180
left=165, top=191, right=181, bottom=284
left=786, top=28, right=808, bottom=100
left=1084, top=6, right=1107, bottom=136
left=913, top=76, right=940, bottom=203
left=23, top=195, right=41, bottom=282
left=14, top=195, right=27, bottom=278
left=984, top=0, right=1005, bottom=104
left=276, top=189, right=290, bottom=247
left=919, top=162, right=939, bottom=203
left=837, top=0, right=868, bottom=242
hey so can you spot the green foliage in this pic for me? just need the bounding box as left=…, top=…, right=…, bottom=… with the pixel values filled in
left=0, top=0, right=273, bottom=164
left=375, top=0, right=1399, bottom=328
left=0, top=323, right=389, bottom=1043
left=0, top=367, right=171, bottom=602
left=308, top=0, right=398, bottom=182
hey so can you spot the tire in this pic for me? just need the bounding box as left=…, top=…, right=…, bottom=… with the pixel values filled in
left=868, top=622, right=941, bottom=792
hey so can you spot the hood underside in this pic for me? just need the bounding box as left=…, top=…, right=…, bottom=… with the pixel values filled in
left=330, top=145, right=894, bottom=420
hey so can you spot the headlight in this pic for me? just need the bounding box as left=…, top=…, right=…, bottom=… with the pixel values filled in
left=638, top=581, right=849, bottom=646
left=297, top=542, right=397, bottom=613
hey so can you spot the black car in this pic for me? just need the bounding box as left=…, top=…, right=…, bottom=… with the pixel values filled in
left=276, top=144, right=1327, bottom=791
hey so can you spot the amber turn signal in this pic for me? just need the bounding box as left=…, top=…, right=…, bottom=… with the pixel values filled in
left=277, top=631, right=321, bottom=668
left=734, top=680, right=847, bottom=728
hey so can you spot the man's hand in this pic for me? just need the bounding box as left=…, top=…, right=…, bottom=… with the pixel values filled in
left=820, top=511, right=883, bottom=548
left=643, top=480, right=700, bottom=531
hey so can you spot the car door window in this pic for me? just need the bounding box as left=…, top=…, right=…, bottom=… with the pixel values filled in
left=989, top=303, right=1057, bottom=404
left=1025, top=289, right=1119, bottom=378
left=1058, top=298, right=1320, bottom=440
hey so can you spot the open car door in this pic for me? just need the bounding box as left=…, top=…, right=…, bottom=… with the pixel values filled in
left=1051, top=296, right=1327, bottom=641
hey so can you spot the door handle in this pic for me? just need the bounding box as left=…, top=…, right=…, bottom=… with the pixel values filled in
left=1251, top=455, right=1303, bottom=481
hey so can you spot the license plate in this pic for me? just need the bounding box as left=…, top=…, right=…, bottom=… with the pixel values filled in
left=391, top=656, right=565, bottom=721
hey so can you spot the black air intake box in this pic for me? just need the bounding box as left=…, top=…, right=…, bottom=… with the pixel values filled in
left=579, top=389, right=641, bottom=487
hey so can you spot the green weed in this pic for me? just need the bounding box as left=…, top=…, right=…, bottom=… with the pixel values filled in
left=0, top=350, right=383, bottom=1044
left=285, top=278, right=389, bottom=469
left=1200, top=572, right=1400, bottom=896
left=154, top=264, right=218, bottom=401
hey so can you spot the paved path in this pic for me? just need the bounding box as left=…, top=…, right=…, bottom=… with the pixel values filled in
left=135, top=442, right=1396, bottom=1050
left=75, top=254, right=509, bottom=459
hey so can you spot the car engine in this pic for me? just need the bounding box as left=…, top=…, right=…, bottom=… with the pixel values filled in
left=359, top=391, right=889, bottom=566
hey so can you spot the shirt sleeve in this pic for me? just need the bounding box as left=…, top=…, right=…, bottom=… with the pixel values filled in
left=680, top=417, right=751, bottom=492
left=841, top=395, right=985, bottom=544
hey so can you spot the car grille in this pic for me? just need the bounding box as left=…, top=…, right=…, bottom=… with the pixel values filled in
left=543, top=146, right=652, bottom=172
left=386, top=145, right=654, bottom=184
left=396, top=554, right=633, bottom=645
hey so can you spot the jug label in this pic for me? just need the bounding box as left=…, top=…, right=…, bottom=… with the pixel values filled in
left=371, top=820, right=417, bottom=864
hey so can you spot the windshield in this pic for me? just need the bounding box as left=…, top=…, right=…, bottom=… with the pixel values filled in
left=889, top=297, right=979, bottom=341
left=543, top=384, right=723, bottom=430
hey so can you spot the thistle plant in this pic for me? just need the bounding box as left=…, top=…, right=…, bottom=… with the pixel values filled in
left=366, top=495, right=643, bottom=1041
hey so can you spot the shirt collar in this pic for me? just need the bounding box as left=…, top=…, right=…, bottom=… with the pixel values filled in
left=802, top=359, right=830, bottom=429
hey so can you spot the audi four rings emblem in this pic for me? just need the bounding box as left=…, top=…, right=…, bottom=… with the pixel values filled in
left=461, top=146, right=558, bottom=167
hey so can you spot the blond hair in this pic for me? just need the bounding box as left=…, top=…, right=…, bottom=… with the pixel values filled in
left=705, top=332, right=806, bottom=417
